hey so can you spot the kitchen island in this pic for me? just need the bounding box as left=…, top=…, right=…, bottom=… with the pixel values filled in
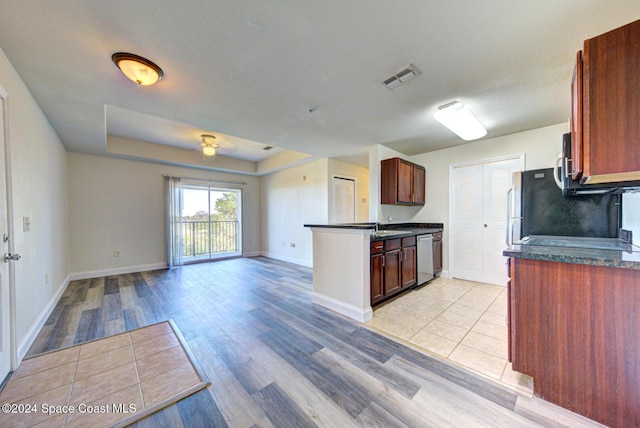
left=504, top=239, right=640, bottom=428
left=304, top=222, right=442, bottom=323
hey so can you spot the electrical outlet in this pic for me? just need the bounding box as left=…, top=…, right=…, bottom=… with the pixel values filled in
left=114, top=250, right=120, bottom=257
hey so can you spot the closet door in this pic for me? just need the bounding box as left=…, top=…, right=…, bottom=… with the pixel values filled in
left=451, top=164, right=484, bottom=282
left=451, top=157, right=522, bottom=285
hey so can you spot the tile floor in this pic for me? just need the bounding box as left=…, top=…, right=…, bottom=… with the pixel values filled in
left=0, top=321, right=205, bottom=428
left=365, top=276, right=534, bottom=394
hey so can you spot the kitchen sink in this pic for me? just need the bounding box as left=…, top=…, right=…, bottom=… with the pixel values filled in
left=371, top=230, right=412, bottom=238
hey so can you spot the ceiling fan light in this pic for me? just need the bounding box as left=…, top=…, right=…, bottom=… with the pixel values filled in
left=434, top=101, right=487, bottom=141
left=112, top=52, right=164, bottom=86
left=202, top=146, right=216, bottom=157
left=200, top=134, right=218, bottom=159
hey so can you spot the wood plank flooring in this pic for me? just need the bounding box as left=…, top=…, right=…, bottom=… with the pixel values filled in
left=25, top=257, right=602, bottom=427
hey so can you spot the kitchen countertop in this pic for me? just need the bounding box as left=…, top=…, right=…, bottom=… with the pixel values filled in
left=504, top=237, right=640, bottom=270
left=303, top=222, right=443, bottom=241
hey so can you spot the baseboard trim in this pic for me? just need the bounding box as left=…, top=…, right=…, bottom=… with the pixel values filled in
left=242, top=251, right=262, bottom=258
left=17, top=274, right=71, bottom=362
left=68, top=262, right=169, bottom=281
left=260, top=251, right=312, bottom=268
left=311, top=292, right=372, bottom=323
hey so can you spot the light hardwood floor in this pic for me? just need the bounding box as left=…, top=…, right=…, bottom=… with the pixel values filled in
left=20, top=257, right=602, bottom=427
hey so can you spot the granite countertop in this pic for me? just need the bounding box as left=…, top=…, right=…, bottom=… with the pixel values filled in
left=304, top=222, right=444, bottom=241
left=504, top=239, right=640, bottom=270
left=369, top=227, right=443, bottom=241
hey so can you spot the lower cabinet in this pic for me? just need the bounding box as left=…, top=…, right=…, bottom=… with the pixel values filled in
left=432, top=232, right=442, bottom=276
left=371, top=237, right=416, bottom=306
left=509, top=257, right=640, bottom=428
left=401, top=236, right=416, bottom=287
left=384, top=248, right=402, bottom=295
left=370, top=252, right=384, bottom=303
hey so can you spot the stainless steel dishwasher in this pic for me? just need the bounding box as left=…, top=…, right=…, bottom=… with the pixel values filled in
left=416, top=234, right=434, bottom=286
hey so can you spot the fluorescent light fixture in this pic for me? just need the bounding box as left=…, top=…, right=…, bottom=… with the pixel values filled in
left=434, top=101, right=487, bottom=141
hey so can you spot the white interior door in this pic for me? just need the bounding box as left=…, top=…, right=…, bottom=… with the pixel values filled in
left=451, top=164, right=484, bottom=282
left=331, top=176, right=355, bottom=224
left=0, top=94, right=12, bottom=380
left=451, top=156, right=523, bottom=286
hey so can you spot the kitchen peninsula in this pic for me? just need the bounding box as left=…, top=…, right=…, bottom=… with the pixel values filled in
left=504, top=240, right=640, bottom=428
left=305, top=222, right=442, bottom=322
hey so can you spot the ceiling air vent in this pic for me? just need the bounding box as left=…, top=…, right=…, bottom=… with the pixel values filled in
left=381, top=64, right=421, bottom=90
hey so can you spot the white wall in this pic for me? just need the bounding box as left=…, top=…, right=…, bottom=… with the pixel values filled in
left=261, top=158, right=328, bottom=266
left=67, top=153, right=261, bottom=275
left=372, top=123, right=569, bottom=274
left=328, top=158, right=370, bottom=223
left=622, top=192, right=640, bottom=245
left=0, top=47, right=69, bottom=355
left=261, top=158, right=371, bottom=267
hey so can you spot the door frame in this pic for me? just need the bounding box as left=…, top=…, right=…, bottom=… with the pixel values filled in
left=448, top=153, right=524, bottom=282
left=180, top=181, right=243, bottom=262
left=330, top=174, right=356, bottom=224
left=0, top=86, right=17, bottom=373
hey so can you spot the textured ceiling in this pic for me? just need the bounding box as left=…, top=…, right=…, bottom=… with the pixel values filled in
left=0, top=1, right=639, bottom=172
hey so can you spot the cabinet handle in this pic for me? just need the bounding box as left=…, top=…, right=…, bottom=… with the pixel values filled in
left=382, top=255, right=385, bottom=267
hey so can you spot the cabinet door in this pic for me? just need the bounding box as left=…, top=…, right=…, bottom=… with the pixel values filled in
left=582, top=19, right=640, bottom=183
left=401, top=246, right=416, bottom=287
left=413, top=165, right=425, bottom=205
left=370, top=253, right=384, bottom=304
left=384, top=249, right=402, bottom=295
left=571, top=51, right=583, bottom=180
left=397, top=159, right=413, bottom=203
left=433, top=239, right=442, bottom=275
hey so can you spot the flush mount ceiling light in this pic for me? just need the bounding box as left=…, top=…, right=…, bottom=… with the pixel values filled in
left=111, top=52, right=164, bottom=86
left=200, top=134, right=219, bottom=160
left=434, top=101, right=487, bottom=141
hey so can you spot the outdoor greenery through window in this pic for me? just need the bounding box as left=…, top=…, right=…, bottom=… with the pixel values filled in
left=182, top=185, right=241, bottom=262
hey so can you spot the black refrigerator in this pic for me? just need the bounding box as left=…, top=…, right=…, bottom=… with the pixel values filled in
left=507, top=168, right=621, bottom=243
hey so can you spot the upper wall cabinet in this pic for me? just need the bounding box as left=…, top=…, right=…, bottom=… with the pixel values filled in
left=381, top=157, right=425, bottom=205
left=571, top=19, right=640, bottom=184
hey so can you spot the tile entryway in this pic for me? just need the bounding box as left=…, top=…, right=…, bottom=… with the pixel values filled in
left=366, top=277, right=533, bottom=394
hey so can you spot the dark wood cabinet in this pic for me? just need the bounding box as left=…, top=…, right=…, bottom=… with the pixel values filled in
left=570, top=51, right=583, bottom=180
left=370, top=236, right=417, bottom=305
left=384, top=249, right=402, bottom=295
left=413, top=165, right=425, bottom=205
left=509, top=257, right=640, bottom=428
left=571, top=19, right=640, bottom=184
left=401, top=244, right=416, bottom=287
left=381, top=157, right=425, bottom=205
left=370, top=252, right=384, bottom=304
left=432, top=231, right=442, bottom=276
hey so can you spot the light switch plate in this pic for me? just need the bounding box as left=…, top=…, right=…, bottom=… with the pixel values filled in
left=23, top=216, right=31, bottom=232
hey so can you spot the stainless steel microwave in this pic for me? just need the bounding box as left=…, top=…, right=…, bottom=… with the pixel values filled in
left=555, top=133, right=640, bottom=195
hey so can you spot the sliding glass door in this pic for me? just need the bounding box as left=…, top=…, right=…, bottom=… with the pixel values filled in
left=181, top=184, right=242, bottom=262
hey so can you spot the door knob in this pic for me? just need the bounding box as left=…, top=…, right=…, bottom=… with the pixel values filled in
left=3, top=253, right=21, bottom=263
